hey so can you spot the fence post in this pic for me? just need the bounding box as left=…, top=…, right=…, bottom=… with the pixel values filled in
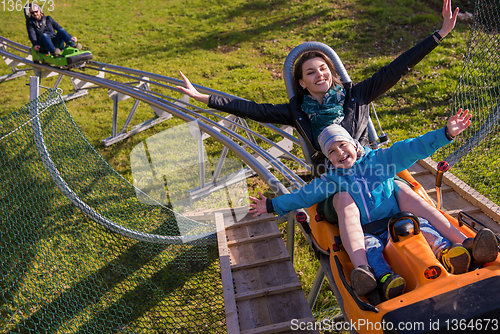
left=29, top=76, right=39, bottom=100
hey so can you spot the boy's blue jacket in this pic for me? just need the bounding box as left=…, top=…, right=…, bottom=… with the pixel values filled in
left=271, top=127, right=452, bottom=225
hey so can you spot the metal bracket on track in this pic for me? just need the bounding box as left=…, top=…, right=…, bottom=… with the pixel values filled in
left=187, top=118, right=295, bottom=203
left=0, top=44, right=31, bottom=82
left=47, top=73, right=90, bottom=102
left=64, top=69, right=106, bottom=101
left=103, top=77, right=173, bottom=146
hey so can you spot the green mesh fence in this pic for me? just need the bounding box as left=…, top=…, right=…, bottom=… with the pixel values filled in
left=435, top=0, right=500, bottom=206
left=0, top=89, right=226, bottom=333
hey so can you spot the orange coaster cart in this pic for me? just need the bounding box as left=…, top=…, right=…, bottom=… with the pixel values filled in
left=302, top=170, right=500, bottom=334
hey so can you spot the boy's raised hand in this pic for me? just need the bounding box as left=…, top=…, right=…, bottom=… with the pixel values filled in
left=447, top=108, right=471, bottom=138
left=249, top=191, right=268, bottom=217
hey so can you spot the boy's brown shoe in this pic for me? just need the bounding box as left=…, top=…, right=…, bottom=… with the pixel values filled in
left=379, top=273, right=406, bottom=300
left=350, top=265, right=377, bottom=296
left=463, top=228, right=499, bottom=264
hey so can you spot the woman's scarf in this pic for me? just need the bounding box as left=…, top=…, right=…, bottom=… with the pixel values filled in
left=301, top=85, right=346, bottom=150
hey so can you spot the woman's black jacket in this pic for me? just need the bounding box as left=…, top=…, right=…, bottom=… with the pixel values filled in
left=208, top=34, right=439, bottom=175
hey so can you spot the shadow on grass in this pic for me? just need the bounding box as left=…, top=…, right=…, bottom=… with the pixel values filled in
left=0, top=144, right=222, bottom=332
left=0, top=119, right=67, bottom=322
left=1, top=156, right=221, bottom=332
left=18, top=234, right=221, bottom=333
left=155, top=0, right=444, bottom=59
left=1, top=97, right=224, bottom=333
left=76, top=244, right=221, bottom=334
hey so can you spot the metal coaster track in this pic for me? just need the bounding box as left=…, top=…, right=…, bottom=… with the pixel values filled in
left=0, top=37, right=316, bottom=251
left=0, top=35, right=308, bottom=192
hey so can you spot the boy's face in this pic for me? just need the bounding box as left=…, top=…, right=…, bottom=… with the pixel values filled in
left=327, top=141, right=357, bottom=169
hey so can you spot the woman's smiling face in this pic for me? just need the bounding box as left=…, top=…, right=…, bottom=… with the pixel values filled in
left=298, top=57, right=333, bottom=102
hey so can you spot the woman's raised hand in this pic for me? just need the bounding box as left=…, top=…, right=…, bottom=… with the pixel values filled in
left=176, top=71, right=210, bottom=104
left=438, top=0, right=459, bottom=38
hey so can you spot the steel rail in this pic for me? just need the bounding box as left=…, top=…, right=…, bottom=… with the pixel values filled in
left=27, top=84, right=214, bottom=245
left=0, top=36, right=31, bottom=53
left=98, top=75, right=306, bottom=188
left=91, top=73, right=309, bottom=173
left=0, top=47, right=306, bottom=188
left=86, top=60, right=298, bottom=144
left=0, top=47, right=305, bottom=186
left=84, top=64, right=301, bottom=146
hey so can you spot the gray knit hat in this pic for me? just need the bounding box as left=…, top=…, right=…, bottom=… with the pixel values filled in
left=318, top=124, right=357, bottom=157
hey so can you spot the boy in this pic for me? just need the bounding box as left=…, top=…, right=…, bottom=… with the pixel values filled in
left=250, top=109, right=499, bottom=300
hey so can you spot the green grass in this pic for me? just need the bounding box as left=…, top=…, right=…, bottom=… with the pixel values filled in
left=0, top=0, right=478, bottom=332
left=1, top=94, right=226, bottom=333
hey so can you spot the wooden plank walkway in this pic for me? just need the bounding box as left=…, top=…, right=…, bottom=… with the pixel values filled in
left=215, top=211, right=318, bottom=334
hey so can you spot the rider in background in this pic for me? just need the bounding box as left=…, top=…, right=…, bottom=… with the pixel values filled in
left=25, top=3, right=81, bottom=57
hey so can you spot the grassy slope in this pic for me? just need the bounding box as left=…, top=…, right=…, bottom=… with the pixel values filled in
left=0, top=0, right=475, bottom=329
